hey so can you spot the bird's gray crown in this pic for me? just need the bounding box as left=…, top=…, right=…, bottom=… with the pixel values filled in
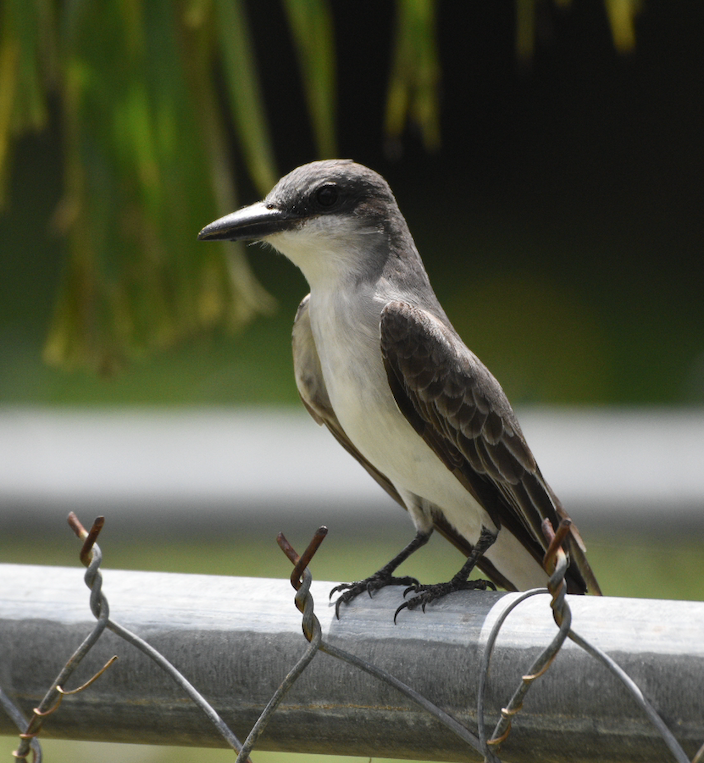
left=265, top=159, right=402, bottom=230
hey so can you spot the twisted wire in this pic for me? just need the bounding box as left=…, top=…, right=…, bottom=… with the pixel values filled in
left=476, top=518, right=693, bottom=763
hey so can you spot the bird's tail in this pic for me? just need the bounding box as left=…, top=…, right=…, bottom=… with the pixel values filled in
left=565, top=524, right=602, bottom=595
left=553, top=498, right=602, bottom=595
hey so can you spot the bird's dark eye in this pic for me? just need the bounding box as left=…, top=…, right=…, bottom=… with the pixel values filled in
left=314, top=184, right=340, bottom=208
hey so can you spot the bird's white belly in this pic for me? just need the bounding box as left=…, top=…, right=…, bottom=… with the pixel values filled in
left=310, top=299, right=492, bottom=542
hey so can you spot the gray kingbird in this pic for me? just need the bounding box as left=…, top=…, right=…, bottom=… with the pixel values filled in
left=199, top=160, right=601, bottom=618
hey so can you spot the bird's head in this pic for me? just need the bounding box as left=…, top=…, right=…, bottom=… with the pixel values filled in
left=198, top=160, right=408, bottom=286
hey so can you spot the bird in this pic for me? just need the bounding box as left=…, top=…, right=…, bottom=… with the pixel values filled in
left=198, top=159, right=601, bottom=619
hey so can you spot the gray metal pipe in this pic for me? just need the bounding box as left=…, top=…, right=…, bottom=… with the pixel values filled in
left=0, top=563, right=702, bottom=762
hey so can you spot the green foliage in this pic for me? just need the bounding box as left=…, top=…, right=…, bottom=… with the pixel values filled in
left=0, top=0, right=54, bottom=204
left=386, top=0, right=441, bottom=154
left=211, top=0, right=278, bottom=193
left=0, top=0, right=642, bottom=374
left=282, top=0, right=337, bottom=158
left=516, top=0, right=641, bottom=59
left=41, top=1, right=275, bottom=373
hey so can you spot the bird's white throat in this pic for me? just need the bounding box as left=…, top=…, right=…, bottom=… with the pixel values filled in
left=267, top=215, right=385, bottom=289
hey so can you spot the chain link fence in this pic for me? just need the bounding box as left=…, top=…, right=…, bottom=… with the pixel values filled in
left=1, top=513, right=703, bottom=762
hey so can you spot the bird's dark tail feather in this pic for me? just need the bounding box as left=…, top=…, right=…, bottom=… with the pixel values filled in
left=434, top=512, right=601, bottom=596
left=566, top=528, right=602, bottom=595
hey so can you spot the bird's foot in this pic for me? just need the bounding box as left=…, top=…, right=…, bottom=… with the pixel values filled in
left=394, top=578, right=497, bottom=622
left=330, top=572, right=420, bottom=619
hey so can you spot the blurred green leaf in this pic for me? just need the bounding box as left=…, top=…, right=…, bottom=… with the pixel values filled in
left=213, top=0, right=277, bottom=195
left=605, top=0, right=641, bottom=52
left=0, top=0, right=641, bottom=374
left=0, top=0, right=54, bottom=204
left=0, top=36, right=19, bottom=204
left=515, top=0, right=536, bottom=62
left=282, top=0, right=336, bottom=158
left=385, top=0, right=441, bottom=154
left=516, top=0, right=641, bottom=61
left=44, top=0, right=272, bottom=373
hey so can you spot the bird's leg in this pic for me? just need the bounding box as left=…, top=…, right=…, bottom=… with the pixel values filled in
left=330, top=529, right=432, bottom=618
left=394, top=527, right=498, bottom=621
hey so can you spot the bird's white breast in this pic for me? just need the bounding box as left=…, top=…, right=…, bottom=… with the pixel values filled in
left=306, top=283, right=492, bottom=542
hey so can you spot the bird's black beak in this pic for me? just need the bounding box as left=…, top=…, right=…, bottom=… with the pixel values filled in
left=197, top=201, right=294, bottom=242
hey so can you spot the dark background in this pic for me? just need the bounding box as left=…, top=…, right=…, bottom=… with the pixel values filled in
left=1, top=1, right=702, bottom=406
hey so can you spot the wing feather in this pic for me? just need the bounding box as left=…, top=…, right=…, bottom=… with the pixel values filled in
left=380, top=300, right=601, bottom=595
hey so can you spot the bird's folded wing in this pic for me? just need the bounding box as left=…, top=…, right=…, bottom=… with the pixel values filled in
left=380, top=300, right=601, bottom=595
left=293, top=295, right=406, bottom=506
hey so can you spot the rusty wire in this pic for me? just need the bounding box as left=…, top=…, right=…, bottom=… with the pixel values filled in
left=693, top=740, right=704, bottom=763
left=233, top=526, right=485, bottom=762
left=0, top=687, right=42, bottom=762
left=9, top=513, right=251, bottom=763
left=232, top=530, right=329, bottom=763
left=273, top=527, right=486, bottom=755
left=71, top=513, right=252, bottom=762
left=12, top=515, right=115, bottom=761
left=475, top=518, right=693, bottom=763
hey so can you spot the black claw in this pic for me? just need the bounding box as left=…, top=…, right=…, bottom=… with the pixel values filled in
left=393, top=601, right=410, bottom=624
left=330, top=573, right=422, bottom=618
left=336, top=574, right=497, bottom=623
left=329, top=582, right=346, bottom=600
left=394, top=577, right=497, bottom=620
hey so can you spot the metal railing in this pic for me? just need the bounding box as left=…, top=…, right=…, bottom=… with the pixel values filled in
left=1, top=515, right=703, bottom=762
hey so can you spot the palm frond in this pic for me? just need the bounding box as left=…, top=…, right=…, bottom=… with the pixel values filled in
left=1, top=0, right=641, bottom=373
left=44, top=0, right=273, bottom=372
left=282, top=0, right=336, bottom=158
left=385, top=0, right=441, bottom=154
